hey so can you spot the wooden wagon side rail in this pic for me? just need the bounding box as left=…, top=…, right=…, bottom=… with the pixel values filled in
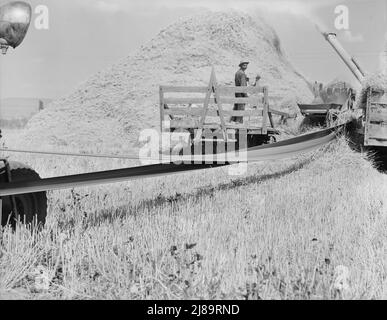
left=162, top=96, right=265, bottom=105
left=216, top=85, right=265, bottom=95
left=164, top=108, right=264, bottom=117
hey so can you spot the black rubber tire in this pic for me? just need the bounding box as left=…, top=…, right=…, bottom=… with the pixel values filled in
left=0, top=164, right=47, bottom=229
left=367, top=147, right=387, bottom=173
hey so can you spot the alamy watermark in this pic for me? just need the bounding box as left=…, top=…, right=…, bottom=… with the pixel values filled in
left=138, top=125, right=249, bottom=176
left=334, top=5, right=349, bottom=31
left=33, top=4, right=50, bottom=30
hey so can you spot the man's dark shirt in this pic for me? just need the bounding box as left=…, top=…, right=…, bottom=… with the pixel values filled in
left=235, top=69, right=248, bottom=98
left=235, top=69, right=248, bottom=86
left=232, top=69, right=248, bottom=123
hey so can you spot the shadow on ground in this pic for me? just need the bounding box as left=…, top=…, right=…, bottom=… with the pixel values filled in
left=87, top=156, right=316, bottom=227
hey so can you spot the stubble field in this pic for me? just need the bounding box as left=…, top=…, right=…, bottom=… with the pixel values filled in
left=0, top=129, right=386, bottom=300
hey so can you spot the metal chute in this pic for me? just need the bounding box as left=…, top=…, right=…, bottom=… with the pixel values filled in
left=315, top=23, right=365, bottom=83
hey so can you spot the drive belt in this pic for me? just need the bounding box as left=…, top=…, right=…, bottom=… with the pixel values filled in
left=0, top=124, right=345, bottom=196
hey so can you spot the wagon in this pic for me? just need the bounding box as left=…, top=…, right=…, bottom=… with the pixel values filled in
left=159, top=69, right=281, bottom=156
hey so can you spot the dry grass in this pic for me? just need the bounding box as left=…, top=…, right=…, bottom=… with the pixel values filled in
left=0, top=135, right=386, bottom=300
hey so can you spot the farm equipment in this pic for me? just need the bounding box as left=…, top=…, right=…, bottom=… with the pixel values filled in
left=308, top=27, right=387, bottom=166
left=159, top=68, right=280, bottom=155
left=317, top=29, right=387, bottom=147
left=363, top=87, right=387, bottom=147
left=323, top=32, right=366, bottom=83
left=0, top=3, right=386, bottom=229
left=298, top=82, right=356, bottom=126
left=298, top=30, right=364, bottom=125
left=0, top=1, right=47, bottom=228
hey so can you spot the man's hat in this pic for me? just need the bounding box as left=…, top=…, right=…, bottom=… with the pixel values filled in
left=239, top=60, right=249, bottom=67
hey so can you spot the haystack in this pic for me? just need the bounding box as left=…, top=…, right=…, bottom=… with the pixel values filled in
left=16, top=10, right=313, bottom=153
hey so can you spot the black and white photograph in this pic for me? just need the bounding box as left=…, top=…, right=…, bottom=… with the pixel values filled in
left=0, top=0, right=386, bottom=303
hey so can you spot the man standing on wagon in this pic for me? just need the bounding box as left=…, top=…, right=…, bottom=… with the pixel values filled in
left=231, top=60, right=261, bottom=123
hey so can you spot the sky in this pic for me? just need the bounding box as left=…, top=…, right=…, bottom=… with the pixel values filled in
left=0, top=0, right=386, bottom=99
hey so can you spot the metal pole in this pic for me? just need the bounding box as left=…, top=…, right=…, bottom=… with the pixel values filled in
left=324, top=33, right=365, bottom=83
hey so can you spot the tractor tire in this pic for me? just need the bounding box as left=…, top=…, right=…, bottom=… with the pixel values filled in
left=0, top=162, right=47, bottom=229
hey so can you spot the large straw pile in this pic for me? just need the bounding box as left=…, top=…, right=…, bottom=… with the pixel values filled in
left=16, top=10, right=313, bottom=154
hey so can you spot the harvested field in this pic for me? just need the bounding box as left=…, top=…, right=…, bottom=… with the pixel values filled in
left=1, top=136, right=386, bottom=300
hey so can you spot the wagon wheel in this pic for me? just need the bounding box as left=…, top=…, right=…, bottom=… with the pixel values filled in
left=0, top=163, right=47, bottom=229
